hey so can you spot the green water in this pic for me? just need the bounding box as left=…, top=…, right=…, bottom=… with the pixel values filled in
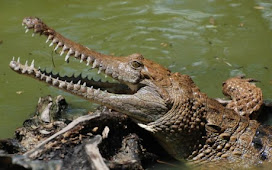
left=0, top=0, right=272, bottom=155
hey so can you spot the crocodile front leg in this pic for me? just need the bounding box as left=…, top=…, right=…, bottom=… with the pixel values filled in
left=222, top=76, right=263, bottom=118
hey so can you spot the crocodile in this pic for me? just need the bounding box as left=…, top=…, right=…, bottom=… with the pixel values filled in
left=9, top=17, right=272, bottom=167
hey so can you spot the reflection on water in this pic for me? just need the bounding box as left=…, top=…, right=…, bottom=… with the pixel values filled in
left=0, top=0, right=272, bottom=168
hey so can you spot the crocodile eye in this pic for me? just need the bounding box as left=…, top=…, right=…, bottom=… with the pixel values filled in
left=130, top=60, right=142, bottom=69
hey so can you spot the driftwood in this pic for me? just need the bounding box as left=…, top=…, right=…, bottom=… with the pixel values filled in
left=24, top=113, right=101, bottom=158
left=85, top=135, right=109, bottom=170
left=0, top=95, right=175, bottom=170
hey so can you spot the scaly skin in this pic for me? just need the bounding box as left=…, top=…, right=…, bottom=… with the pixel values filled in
left=222, top=76, right=263, bottom=118
left=9, top=17, right=271, bottom=167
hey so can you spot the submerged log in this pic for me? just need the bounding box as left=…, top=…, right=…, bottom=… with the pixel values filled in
left=0, top=95, right=175, bottom=170
left=85, top=135, right=109, bottom=170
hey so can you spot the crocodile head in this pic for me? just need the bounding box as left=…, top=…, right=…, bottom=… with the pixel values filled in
left=10, top=17, right=171, bottom=124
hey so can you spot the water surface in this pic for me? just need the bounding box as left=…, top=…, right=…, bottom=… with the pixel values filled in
left=0, top=1, right=272, bottom=167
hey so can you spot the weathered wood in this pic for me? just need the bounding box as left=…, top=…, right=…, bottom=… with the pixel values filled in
left=0, top=96, right=168, bottom=169
left=85, top=135, right=109, bottom=170
left=24, top=113, right=101, bottom=158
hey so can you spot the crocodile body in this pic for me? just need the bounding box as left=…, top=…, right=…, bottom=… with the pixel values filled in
left=9, top=17, right=272, bottom=167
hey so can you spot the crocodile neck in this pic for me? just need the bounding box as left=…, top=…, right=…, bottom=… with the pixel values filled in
left=142, top=72, right=259, bottom=161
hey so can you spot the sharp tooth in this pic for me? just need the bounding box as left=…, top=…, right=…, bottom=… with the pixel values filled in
left=49, top=41, right=54, bottom=47
left=75, top=51, right=80, bottom=58
left=98, top=68, right=102, bottom=74
left=64, top=45, right=69, bottom=50
left=53, top=38, right=58, bottom=43
left=46, top=37, right=50, bottom=43
left=14, top=65, right=20, bottom=71
left=65, top=53, right=70, bottom=62
left=46, top=35, right=53, bottom=43
left=74, top=80, right=81, bottom=90
left=46, top=76, right=52, bottom=83
left=10, top=60, right=17, bottom=68
left=94, top=88, right=100, bottom=95
left=9, top=61, right=15, bottom=68
left=27, top=68, right=33, bottom=74
left=86, top=57, right=91, bottom=66
left=21, top=68, right=27, bottom=74
left=59, top=82, right=64, bottom=88
left=30, top=60, right=34, bottom=68
left=63, top=81, right=68, bottom=88
left=40, top=73, right=45, bottom=80
left=50, top=38, right=58, bottom=47
left=35, top=72, right=41, bottom=78
left=67, top=81, right=73, bottom=90
left=52, top=78, right=59, bottom=86
left=82, top=54, right=86, bottom=60
left=74, top=85, right=80, bottom=90
left=80, top=87, right=87, bottom=93
left=60, top=50, right=65, bottom=56
left=17, top=57, right=20, bottom=63
left=80, top=82, right=87, bottom=93
left=87, top=86, right=94, bottom=95
left=60, top=45, right=68, bottom=56
left=28, top=60, right=34, bottom=74
left=67, top=48, right=74, bottom=56
left=92, top=60, right=97, bottom=69
left=25, top=29, right=29, bottom=33
left=59, top=81, right=66, bottom=88
left=54, top=42, right=62, bottom=51
left=92, top=59, right=100, bottom=69
left=80, top=54, right=86, bottom=63
left=25, top=60, right=28, bottom=67
left=54, top=45, right=59, bottom=51
left=49, top=39, right=58, bottom=47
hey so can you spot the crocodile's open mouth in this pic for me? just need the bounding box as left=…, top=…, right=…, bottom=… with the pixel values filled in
left=10, top=17, right=169, bottom=124
left=10, top=17, right=140, bottom=96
